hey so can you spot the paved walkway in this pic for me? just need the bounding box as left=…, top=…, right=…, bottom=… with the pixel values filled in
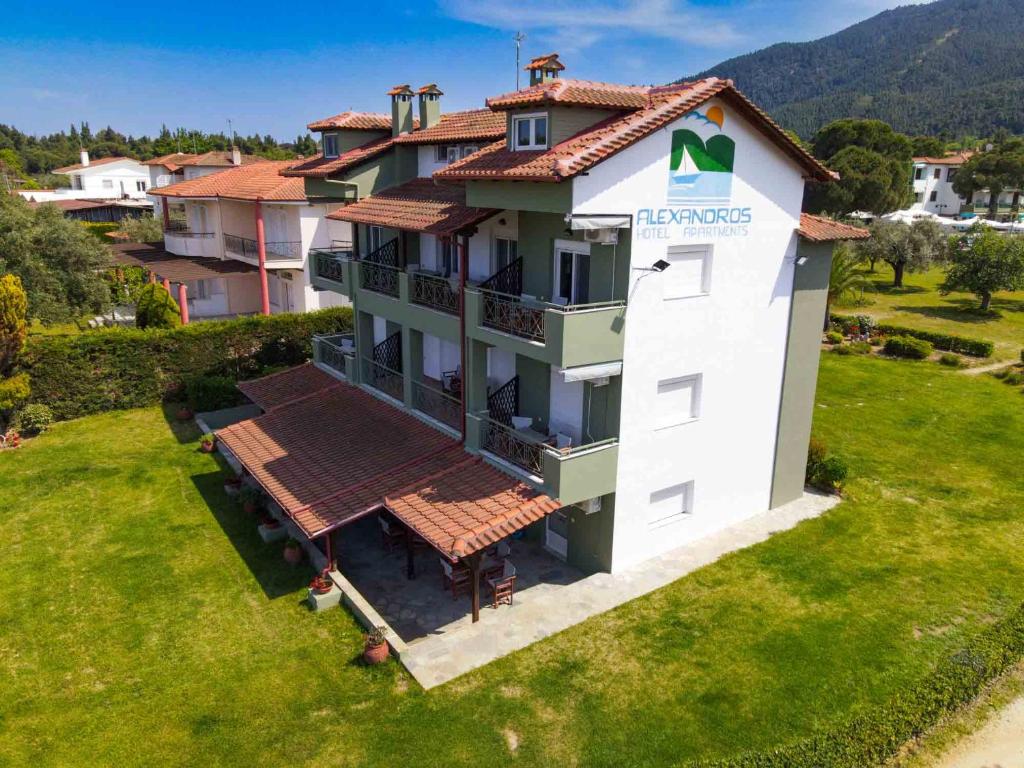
left=934, top=696, right=1024, bottom=768
left=398, top=491, right=840, bottom=689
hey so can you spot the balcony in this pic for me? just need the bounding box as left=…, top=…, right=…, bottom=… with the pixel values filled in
left=409, top=271, right=461, bottom=316
left=163, top=221, right=219, bottom=258
left=310, top=246, right=354, bottom=296
left=361, top=356, right=404, bottom=401
left=359, top=260, right=402, bottom=298
left=466, top=288, right=626, bottom=369
left=223, top=234, right=303, bottom=266
left=411, top=378, right=461, bottom=431
left=313, top=333, right=356, bottom=379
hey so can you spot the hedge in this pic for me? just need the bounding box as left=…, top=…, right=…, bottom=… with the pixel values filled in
left=687, top=601, right=1024, bottom=768
left=884, top=335, right=933, bottom=360
left=19, top=307, right=352, bottom=421
left=831, top=314, right=994, bottom=358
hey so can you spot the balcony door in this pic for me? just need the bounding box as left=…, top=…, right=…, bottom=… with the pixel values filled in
left=265, top=208, right=288, bottom=250
left=553, top=240, right=590, bottom=306
left=190, top=204, right=209, bottom=235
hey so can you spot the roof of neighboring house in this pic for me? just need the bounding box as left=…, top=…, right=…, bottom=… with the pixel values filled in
left=913, top=151, right=975, bottom=166
left=797, top=213, right=870, bottom=242
left=487, top=78, right=652, bottom=111
left=26, top=198, right=117, bottom=211
left=110, top=241, right=257, bottom=279
left=141, top=153, right=196, bottom=172
left=53, top=156, right=135, bottom=173
left=306, top=111, right=396, bottom=132
left=148, top=160, right=306, bottom=202
left=326, top=178, right=498, bottom=235
left=438, top=78, right=836, bottom=184
left=175, top=151, right=265, bottom=168
left=392, top=108, right=506, bottom=145
left=280, top=135, right=397, bottom=178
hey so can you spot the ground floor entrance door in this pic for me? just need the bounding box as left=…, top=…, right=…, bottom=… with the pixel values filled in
left=545, top=510, right=569, bottom=559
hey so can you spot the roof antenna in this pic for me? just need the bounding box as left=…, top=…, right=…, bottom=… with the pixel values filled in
left=227, top=118, right=235, bottom=147
left=514, top=31, right=526, bottom=90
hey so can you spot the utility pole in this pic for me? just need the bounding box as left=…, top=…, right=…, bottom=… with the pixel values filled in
left=514, top=31, right=526, bottom=90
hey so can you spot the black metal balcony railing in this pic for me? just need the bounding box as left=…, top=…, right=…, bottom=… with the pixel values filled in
left=481, top=416, right=545, bottom=478
left=313, top=333, right=354, bottom=376
left=224, top=234, right=302, bottom=261
left=410, top=272, right=460, bottom=315
left=480, top=288, right=545, bottom=342
left=312, top=250, right=350, bottom=283
left=360, top=261, right=401, bottom=297
left=361, top=356, right=404, bottom=401
left=412, top=380, right=461, bottom=430
left=164, top=219, right=214, bottom=238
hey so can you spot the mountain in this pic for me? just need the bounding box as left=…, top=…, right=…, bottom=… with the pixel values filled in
left=686, top=0, right=1024, bottom=139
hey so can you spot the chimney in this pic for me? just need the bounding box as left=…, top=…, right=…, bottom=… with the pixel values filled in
left=417, top=84, right=443, bottom=130
left=231, top=146, right=242, bottom=166
left=525, top=53, right=565, bottom=87
left=387, top=84, right=415, bottom=137
left=79, top=149, right=90, bottom=167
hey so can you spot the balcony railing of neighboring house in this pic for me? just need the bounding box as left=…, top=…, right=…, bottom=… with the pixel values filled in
left=412, top=379, right=461, bottom=431
left=311, top=248, right=352, bottom=285
left=410, top=271, right=461, bottom=315
left=163, top=219, right=213, bottom=238
left=155, top=174, right=174, bottom=187
left=224, top=234, right=302, bottom=261
left=479, top=414, right=546, bottom=478
left=313, top=333, right=355, bottom=378
left=359, top=238, right=401, bottom=298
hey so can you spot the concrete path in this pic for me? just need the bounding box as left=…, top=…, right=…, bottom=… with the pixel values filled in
left=934, top=696, right=1024, bottom=768
left=401, top=491, right=840, bottom=689
left=962, top=361, right=1012, bottom=376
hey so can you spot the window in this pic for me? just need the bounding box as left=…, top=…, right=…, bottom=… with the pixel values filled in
left=512, top=113, right=548, bottom=150
left=323, top=133, right=339, bottom=158
left=663, top=244, right=712, bottom=299
left=461, top=145, right=478, bottom=158
left=929, top=190, right=938, bottom=202
left=72, top=175, right=83, bottom=190
left=136, top=180, right=146, bottom=191
left=446, top=146, right=461, bottom=165
left=494, top=237, right=518, bottom=273
left=656, top=373, right=701, bottom=429
left=437, top=238, right=458, bottom=277
left=915, top=192, right=924, bottom=203
left=553, top=240, right=590, bottom=305
left=648, top=481, right=693, bottom=529
left=435, top=145, right=451, bottom=163
left=948, top=168, right=958, bottom=182
left=914, top=167, right=924, bottom=180
left=933, top=168, right=941, bottom=179
left=102, top=179, right=114, bottom=189
left=367, top=225, right=384, bottom=253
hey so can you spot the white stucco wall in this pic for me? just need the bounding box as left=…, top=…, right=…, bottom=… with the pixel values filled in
left=61, top=159, right=150, bottom=199
left=911, top=163, right=966, bottom=215
left=418, top=211, right=517, bottom=282
left=572, top=97, right=805, bottom=572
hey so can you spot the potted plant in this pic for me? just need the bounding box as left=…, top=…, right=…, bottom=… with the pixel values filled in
left=199, top=433, right=216, bottom=453
left=259, top=513, right=281, bottom=530
left=223, top=475, right=242, bottom=496
left=176, top=405, right=193, bottom=421
left=283, top=538, right=303, bottom=564
left=363, top=625, right=389, bottom=665
left=238, top=486, right=263, bottom=515
left=309, top=569, right=334, bottom=595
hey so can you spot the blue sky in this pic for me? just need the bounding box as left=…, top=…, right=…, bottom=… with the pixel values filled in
left=0, top=0, right=923, bottom=140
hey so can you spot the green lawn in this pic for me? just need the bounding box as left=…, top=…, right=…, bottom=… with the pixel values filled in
left=837, top=263, right=1024, bottom=360
left=4, top=355, right=1024, bottom=766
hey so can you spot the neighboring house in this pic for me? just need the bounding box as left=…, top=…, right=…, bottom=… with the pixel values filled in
left=911, top=151, right=1021, bottom=217
left=51, top=151, right=151, bottom=200
left=218, top=53, right=867, bottom=600
left=147, top=160, right=349, bottom=319
left=23, top=198, right=148, bottom=222
left=143, top=149, right=265, bottom=223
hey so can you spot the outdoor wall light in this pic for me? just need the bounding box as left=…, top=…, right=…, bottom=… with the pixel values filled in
left=796, top=256, right=809, bottom=266
left=651, top=259, right=671, bottom=272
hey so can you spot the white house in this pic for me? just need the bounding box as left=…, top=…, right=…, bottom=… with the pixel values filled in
left=51, top=151, right=151, bottom=200
left=912, top=151, right=1021, bottom=218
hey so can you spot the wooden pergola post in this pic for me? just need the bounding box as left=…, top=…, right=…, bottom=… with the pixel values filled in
left=468, top=552, right=481, bottom=623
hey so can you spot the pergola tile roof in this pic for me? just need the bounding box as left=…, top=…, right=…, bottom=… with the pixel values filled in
left=326, top=178, right=498, bottom=235
left=307, top=111, right=395, bottom=132
left=439, top=78, right=835, bottom=184
left=110, top=242, right=257, bottom=280
left=392, top=109, right=506, bottom=145
left=148, top=160, right=306, bottom=202
left=797, top=213, right=870, bottom=242
left=237, top=362, right=338, bottom=411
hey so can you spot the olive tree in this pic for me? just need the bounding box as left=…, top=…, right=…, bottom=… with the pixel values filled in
left=942, top=227, right=1024, bottom=311
left=857, top=219, right=948, bottom=288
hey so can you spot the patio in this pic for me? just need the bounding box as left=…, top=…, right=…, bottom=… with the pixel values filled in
left=335, top=514, right=585, bottom=644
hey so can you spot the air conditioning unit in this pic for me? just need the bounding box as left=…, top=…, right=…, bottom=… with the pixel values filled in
left=575, top=497, right=602, bottom=515
left=583, top=227, right=619, bottom=244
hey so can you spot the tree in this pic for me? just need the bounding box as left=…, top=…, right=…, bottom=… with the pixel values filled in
left=857, top=219, right=948, bottom=288
left=825, top=242, right=872, bottom=329
left=952, top=138, right=1024, bottom=217
left=135, top=283, right=181, bottom=329
left=805, top=146, right=912, bottom=216
left=811, top=119, right=914, bottom=162
left=0, top=274, right=27, bottom=376
left=941, top=227, right=1024, bottom=311
left=117, top=214, right=163, bottom=243
left=910, top=135, right=946, bottom=158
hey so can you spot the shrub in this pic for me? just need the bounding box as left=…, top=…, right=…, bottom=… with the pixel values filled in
left=184, top=375, right=241, bottom=412
left=830, top=345, right=853, bottom=356
left=18, top=307, right=352, bottom=421
left=854, top=314, right=876, bottom=336
left=1003, top=372, right=1024, bottom=386
left=825, top=330, right=844, bottom=344
left=848, top=341, right=872, bottom=354
left=830, top=315, right=994, bottom=357
left=0, top=372, right=30, bottom=411
left=884, top=335, right=933, bottom=360
left=15, top=403, right=53, bottom=436
left=0, top=273, right=28, bottom=376
left=938, top=352, right=964, bottom=368
left=135, top=283, right=181, bottom=330
left=805, top=437, right=847, bottom=493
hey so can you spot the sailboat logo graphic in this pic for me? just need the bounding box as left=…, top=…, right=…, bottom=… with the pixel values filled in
left=668, top=107, right=735, bottom=205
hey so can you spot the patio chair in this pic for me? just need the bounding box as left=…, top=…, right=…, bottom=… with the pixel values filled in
left=488, top=560, right=517, bottom=608
left=439, top=557, right=472, bottom=600
left=442, top=367, right=462, bottom=398
left=378, top=515, right=406, bottom=553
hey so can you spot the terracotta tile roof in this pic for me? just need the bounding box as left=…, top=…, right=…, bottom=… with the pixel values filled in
left=438, top=78, right=835, bottom=184
left=385, top=456, right=561, bottom=558
left=326, top=178, right=498, bottom=235
left=53, top=156, right=133, bottom=173
left=217, top=366, right=560, bottom=555
left=392, top=108, right=506, bottom=145
left=418, top=84, right=443, bottom=95
left=280, top=135, right=396, bottom=179
left=141, top=152, right=196, bottom=172
left=148, top=160, right=306, bottom=202
left=797, top=213, right=870, bottom=242
left=110, top=241, right=258, bottom=280
left=387, top=84, right=415, bottom=97
left=306, top=111, right=394, bottom=132
left=237, top=362, right=338, bottom=410
left=27, top=198, right=112, bottom=211
left=525, top=53, right=565, bottom=72
left=913, top=151, right=975, bottom=165
left=487, top=78, right=651, bottom=111
left=175, top=151, right=265, bottom=168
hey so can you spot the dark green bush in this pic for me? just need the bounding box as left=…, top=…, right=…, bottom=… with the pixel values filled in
left=938, top=352, right=964, bottom=368
left=805, top=437, right=847, bottom=493
left=830, top=344, right=853, bottom=356
left=15, top=403, right=53, bottom=435
left=848, top=341, right=872, bottom=354
left=825, top=330, right=844, bottom=344
left=135, top=283, right=181, bottom=330
left=830, top=315, right=994, bottom=358
left=1003, top=372, right=1024, bottom=386
left=184, top=375, right=241, bottom=412
left=18, top=307, right=352, bottom=421
left=884, top=335, right=933, bottom=360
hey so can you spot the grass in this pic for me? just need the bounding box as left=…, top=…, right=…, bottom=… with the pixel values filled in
left=4, top=355, right=1024, bottom=766
left=837, top=263, right=1024, bottom=360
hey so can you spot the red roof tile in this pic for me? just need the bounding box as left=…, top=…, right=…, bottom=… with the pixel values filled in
left=912, top=151, right=975, bottom=165
left=392, top=108, right=506, bottom=145
left=174, top=151, right=264, bottom=168
left=387, top=84, right=415, bottom=97
left=53, top=156, right=134, bottom=173
left=141, top=152, right=196, bottom=172
left=326, top=178, right=498, bottom=235
left=438, top=79, right=835, bottom=184
left=487, top=78, right=651, bottom=111
left=281, top=135, right=397, bottom=179
left=306, top=111, right=394, bottom=132
left=148, top=160, right=306, bottom=202
left=237, top=362, right=338, bottom=410
left=797, top=213, right=870, bottom=242
left=525, top=53, right=565, bottom=72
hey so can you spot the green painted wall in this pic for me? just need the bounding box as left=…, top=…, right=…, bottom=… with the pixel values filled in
left=515, top=354, right=550, bottom=429
left=566, top=493, right=615, bottom=573
left=770, top=241, right=834, bottom=508
left=548, top=106, right=617, bottom=145
left=466, top=181, right=571, bottom=214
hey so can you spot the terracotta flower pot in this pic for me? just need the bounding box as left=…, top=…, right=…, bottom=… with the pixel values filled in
left=283, top=543, right=303, bottom=564
left=363, top=641, right=389, bottom=665
left=176, top=407, right=193, bottom=421
left=200, top=441, right=215, bottom=453
left=310, top=575, right=334, bottom=595
left=242, top=501, right=258, bottom=515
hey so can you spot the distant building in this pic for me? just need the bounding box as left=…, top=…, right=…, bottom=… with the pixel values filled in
left=47, top=151, right=151, bottom=201
left=912, top=151, right=1021, bottom=218
left=24, top=198, right=148, bottom=222
left=143, top=149, right=265, bottom=224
